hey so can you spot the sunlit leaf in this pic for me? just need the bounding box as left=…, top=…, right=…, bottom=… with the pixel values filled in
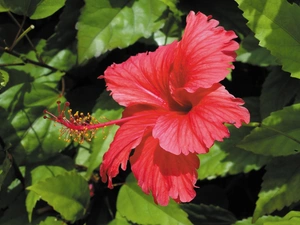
left=39, top=216, right=65, bottom=225
left=27, top=171, right=90, bottom=223
left=0, top=82, right=68, bottom=163
left=109, top=212, right=132, bottom=225
left=253, top=155, right=300, bottom=222
left=30, top=0, right=66, bottom=19
left=0, top=69, right=9, bottom=90
left=0, top=40, right=76, bottom=164
left=76, top=0, right=168, bottom=64
left=74, top=142, right=91, bottom=169
left=83, top=91, right=123, bottom=179
left=153, top=12, right=182, bottom=46
left=236, top=33, right=278, bottom=66
left=25, top=155, right=75, bottom=222
left=74, top=91, right=123, bottom=179
left=260, top=67, right=300, bottom=119
left=238, top=103, right=300, bottom=156
left=234, top=216, right=284, bottom=225
left=0, top=0, right=65, bottom=19
left=236, top=0, right=300, bottom=78
left=234, top=211, right=300, bottom=225
left=158, top=0, right=182, bottom=16
left=276, top=211, right=300, bottom=225
left=1, top=39, right=76, bottom=75
left=0, top=1, right=8, bottom=12
left=198, top=126, right=269, bottom=180
left=117, top=173, right=192, bottom=225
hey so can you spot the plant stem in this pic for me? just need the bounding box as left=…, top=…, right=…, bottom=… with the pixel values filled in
left=0, top=46, right=59, bottom=71
left=0, top=63, right=25, bottom=67
left=8, top=13, right=39, bottom=55
left=10, top=14, right=26, bottom=50
left=11, top=25, right=35, bottom=50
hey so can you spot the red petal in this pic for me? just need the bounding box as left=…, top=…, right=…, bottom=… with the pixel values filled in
left=171, top=11, right=239, bottom=92
left=153, top=84, right=250, bottom=155
left=100, top=106, right=162, bottom=188
left=130, top=132, right=199, bottom=206
left=102, top=42, right=177, bottom=108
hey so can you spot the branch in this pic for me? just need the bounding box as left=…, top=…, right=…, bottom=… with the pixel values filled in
left=9, top=14, right=26, bottom=50
left=0, top=46, right=59, bottom=72
left=0, top=63, right=25, bottom=67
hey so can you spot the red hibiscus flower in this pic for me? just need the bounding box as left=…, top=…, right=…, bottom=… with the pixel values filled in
left=99, top=11, right=249, bottom=205
left=44, top=11, right=250, bottom=206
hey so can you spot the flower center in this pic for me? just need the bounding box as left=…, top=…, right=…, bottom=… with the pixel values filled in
left=181, top=102, right=193, bottom=113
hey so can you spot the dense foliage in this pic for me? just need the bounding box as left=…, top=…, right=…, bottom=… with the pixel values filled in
left=1, top=0, right=300, bottom=224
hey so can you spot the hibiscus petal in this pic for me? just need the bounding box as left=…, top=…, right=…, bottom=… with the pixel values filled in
left=102, top=41, right=177, bottom=108
left=100, top=106, right=162, bottom=188
left=171, top=11, right=239, bottom=92
left=153, top=84, right=250, bottom=155
left=130, top=132, right=199, bottom=206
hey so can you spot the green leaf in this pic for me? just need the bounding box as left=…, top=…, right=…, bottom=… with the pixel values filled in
left=234, top=216, right=285, bottom=225
left=25, top=155, right=75, bottom=222
left=0, top=1, right=8, bottom=12
left=198, top=126, right=270, bottom=180
left=27, top=171, right=90, bottom=223
left=236, top=33, right=278, bottom=66
left=109, top=212, right=132, bottom=225
left=253, top=155, right=300, bottom=222
left=74, top=91, right=123, bottom=180
left=29, top=0, right=66, bottom=19
left=153, top=12, right=182, bottom=46
left=0, top=166, right=25, bottom=209
left=277, top=211, right=300, bottom=225
left=0, top=151, right=13, bottom=190
left=0, top=0, right=66, bottom=19
left=1, top=39, right=76, bottom=74
left=117, top=173, right=192, bottom=225
left=158, top=0, right=182, bottom=16
left=83, top=91, right=123, bottom=179
left=0, top=69, right=9, bottom=90
left=236, top=0, right=300, bottom=78
left=46, top=0, right=84, bottom=50
left=244, top=97, right=261, bottom=122
left=0, top=191, right=47, bottom=225
left=0, top=83, right=68, bottom=163
left=181, top=204, right=237, bottom=225
left=238, top=103, right=300, bottom=156
left=0, top=181, right=22, bottom=209
left=39, top=216, right=65, bottom=225
left=260, top=67, right=300, bottom=119
left=76, top=0, right=168, bottom=64
left=39, top=48, right=76, bottom=73
left=234, top=211, right=300, bottom=225
left=0, top=40, right=75, bottom=164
